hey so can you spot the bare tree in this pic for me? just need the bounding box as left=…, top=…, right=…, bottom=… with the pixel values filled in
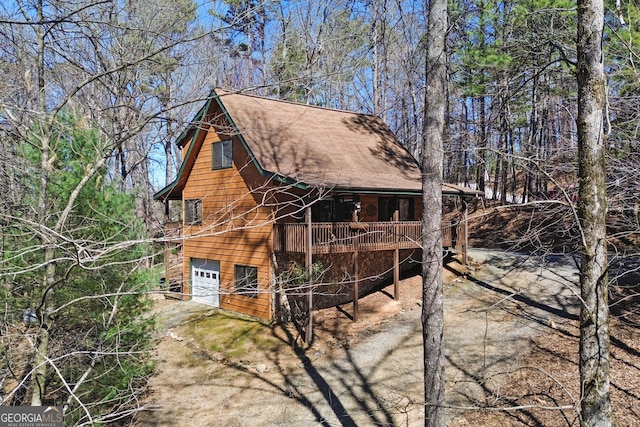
left=576, top=0, right=611, bottom=425
left=421, top=0, right=447, bottom=425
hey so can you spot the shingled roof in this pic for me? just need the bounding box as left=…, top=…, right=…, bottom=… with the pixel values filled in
left=214, top=88, right=424, bottom=192
left=155, top=89, right=481, bottom=200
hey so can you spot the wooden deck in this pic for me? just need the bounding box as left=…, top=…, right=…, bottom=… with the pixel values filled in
left=163, top=219, right=466, bottom=258
left=272, top=221, right=464, bottom=254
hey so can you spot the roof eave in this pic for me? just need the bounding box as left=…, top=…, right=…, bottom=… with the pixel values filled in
left=153, top=180, right=182, bottom=201
left=330, top=187, right=421, bottom=196
left=315, top=184, right=483, bottom=197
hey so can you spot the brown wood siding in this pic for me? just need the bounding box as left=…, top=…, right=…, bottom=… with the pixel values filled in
left=359, top=195, right=378, bottom=222
left=271, top=189, right=312, bottom=223
left=182, top=128, right=273, bottom=320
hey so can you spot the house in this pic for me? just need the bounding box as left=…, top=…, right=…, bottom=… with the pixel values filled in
left=154, top=89, right=480, bottom=328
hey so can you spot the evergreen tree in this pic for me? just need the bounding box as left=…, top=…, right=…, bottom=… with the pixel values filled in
left=1, top=115, right=154, bottom=424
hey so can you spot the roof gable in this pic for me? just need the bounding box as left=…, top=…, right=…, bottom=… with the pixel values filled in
left=153, top=98, right=213, bottom=200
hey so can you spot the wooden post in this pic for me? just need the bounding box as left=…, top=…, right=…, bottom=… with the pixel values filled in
left=353, top=200, right=360, bottom=322
left=164, top=246, right=170, bottom=288
left=163, top=201, right=170, bottom=288
left=305, top=206, right=313, bottom=342
left=462, top=202, right=468, bottom=266
left=393, top=209, right=400, bottom=300
left=353, top=249, right=359, bottom=322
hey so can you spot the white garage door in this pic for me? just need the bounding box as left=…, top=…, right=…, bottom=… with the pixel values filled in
left=191, top=262, right=220, bottom=307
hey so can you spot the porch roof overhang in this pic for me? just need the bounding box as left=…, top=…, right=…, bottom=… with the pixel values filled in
left=442, top=183, right=484, bottom=198
left=318, top=182, right=483, bottom=198
left=155, top=179, right=482, bottom=202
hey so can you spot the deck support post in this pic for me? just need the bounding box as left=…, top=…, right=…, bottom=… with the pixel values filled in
left=163, top=200, right=171, bottom=290
left=393, top=210, right=400, bottom=300
left=353, top=206, right=360, bottom=322
left=164, top=246, right=170, bottom=289
left=305, top=206, right=313, bottom=342
left=353, top=249, right=359, bottom=322
left=462, top=202, right=468, bottom=266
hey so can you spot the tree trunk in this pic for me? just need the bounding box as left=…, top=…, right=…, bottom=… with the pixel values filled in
left=576, top=0, right=611, bottom=425
left=31, top=261, right=55, bottom=406
left=422, top=0, right=446, bottom=425
left=477, top=95, right=487, bottom=193
left=31, top=0, right=54, bottom=406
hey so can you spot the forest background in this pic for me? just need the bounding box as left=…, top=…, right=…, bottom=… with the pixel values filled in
left=0, top=0, right=638, bottom=425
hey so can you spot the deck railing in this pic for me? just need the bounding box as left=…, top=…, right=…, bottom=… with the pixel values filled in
left=162, top=219, right=464, bottom=254
left=273, top=221, right=462, bottom=254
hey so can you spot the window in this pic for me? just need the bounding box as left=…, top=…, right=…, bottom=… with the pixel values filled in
left=398, top=198, right=414, bottom=220
left=234, top=265, right=258, bottom=298
left=379, top=197, right=395, bottom=221
left=212, top=140, right=233, bottom=169
left=185, top=199, right=202, bottom=225
left=311, top=200, right=332, bottom=222
left=334, top=197, right=358, bottom=222
left=379, top=197, right=414, bottom=221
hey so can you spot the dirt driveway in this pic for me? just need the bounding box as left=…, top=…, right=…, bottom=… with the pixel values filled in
left=134, top=249, right=640, bottom=426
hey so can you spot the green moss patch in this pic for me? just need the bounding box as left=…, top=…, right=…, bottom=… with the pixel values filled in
left=182, top=312, right=285, bottom=360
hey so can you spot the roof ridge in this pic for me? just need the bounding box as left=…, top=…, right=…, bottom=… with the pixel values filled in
left=214, top=87, right=381, bottom=119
